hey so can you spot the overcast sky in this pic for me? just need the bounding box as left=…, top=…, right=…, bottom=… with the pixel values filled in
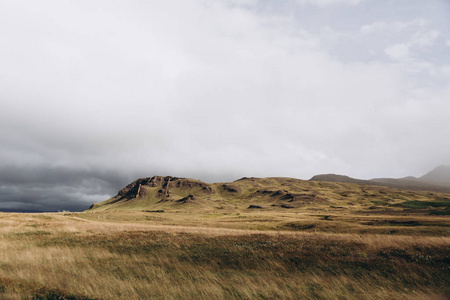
left=1, top=0, right=449, bottom=211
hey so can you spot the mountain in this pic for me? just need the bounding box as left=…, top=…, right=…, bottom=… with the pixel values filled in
left=420, top=165, right=450, bottom=183
left=309, top=174, right=371, bottom=185
left=310, top=166, right=450, bottom=193
left=88, top=174, right=450, bottom=213
left=89, top=175, right=326, bottom=211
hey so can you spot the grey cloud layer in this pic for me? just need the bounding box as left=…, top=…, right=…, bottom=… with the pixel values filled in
left=0, top=165, right=130, bottom=211
left=0, top=0, right=449, bottom=211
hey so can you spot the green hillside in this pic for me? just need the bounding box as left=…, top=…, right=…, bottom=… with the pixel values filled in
left=89, top=175, right=450, bottom=217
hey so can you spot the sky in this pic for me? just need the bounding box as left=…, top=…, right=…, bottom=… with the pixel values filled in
left=1, top=0, right=449, bottom=212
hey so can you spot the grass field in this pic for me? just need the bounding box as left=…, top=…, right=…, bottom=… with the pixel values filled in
left=1, top=177, right=450, bottom=299
left=0, top=207, right=449, bottom=299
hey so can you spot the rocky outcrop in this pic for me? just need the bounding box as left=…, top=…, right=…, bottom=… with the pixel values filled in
left=221, top=184, right=241, bottom=193
left=116, top=176, right=215, bottom=200
left=176, top=194, right=195, bottom=203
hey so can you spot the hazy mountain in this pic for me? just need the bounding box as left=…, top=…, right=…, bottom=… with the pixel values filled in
left=310, top=166, right=450, bottom=193
left=420, top=165, right=450, bottom=183
left=309, top=174, right=371, bottom=185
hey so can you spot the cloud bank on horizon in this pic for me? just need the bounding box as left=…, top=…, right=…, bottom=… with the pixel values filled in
left=0, top=0, right=449, bottom=211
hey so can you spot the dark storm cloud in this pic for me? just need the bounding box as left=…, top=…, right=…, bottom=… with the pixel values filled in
left=0, top=165, right=125, bottom=188
left=0, top=165, right=130, bottom=211
left=0, top=0, right=449, bottom=211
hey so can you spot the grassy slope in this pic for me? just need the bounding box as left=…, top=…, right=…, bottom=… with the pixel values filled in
left=1, top=178, right=450, bottom=299
left=90, top=176, right=450, bottom=219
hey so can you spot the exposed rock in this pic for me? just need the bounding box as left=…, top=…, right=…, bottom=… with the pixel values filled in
left=221, top=184, right=241, bottom=193
left=279, top=193, right=324, bottom=203
left=176, top=195, right=195, bottom=204
left=259, top=189, right=275, bottom=194
left=281, top=204, right=295, bottom=209
left=201, top=186, right=214, bottom=193
left=271, top=190, right=287, bottom=196
left=116, top=176, right=214, bottom=200
left=247, top=205, right=263, bottom=209
left=280, top=193, right=295, bottom=201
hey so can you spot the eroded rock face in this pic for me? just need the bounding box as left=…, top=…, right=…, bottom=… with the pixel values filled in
left=116, top=176, right=214, bottom=200
left=176, top=194, right=195, bottom=203
left=279, top=193, right=326, bottom=203
left=221, top=184, right=241, bottom=193
left=248, top=205, right=263, bottom=209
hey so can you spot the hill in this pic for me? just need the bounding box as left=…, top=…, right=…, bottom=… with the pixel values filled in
left=420, top=165, right=450, bottom=182
left=88, top=174, right=450, bottom=216
left=89, top=176, right=325, bottom=211
left=8, top=174, right=450, bottom=299
left=310, top=165, right=450, bottom=193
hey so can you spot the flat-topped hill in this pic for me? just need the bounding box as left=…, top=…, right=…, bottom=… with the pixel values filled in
left=88, top=174, right=450, bottom=215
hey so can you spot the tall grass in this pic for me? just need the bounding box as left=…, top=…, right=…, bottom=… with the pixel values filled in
left=0, top=213, right=449, bottom=299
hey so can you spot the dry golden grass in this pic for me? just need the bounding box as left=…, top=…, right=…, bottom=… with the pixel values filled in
left=0, top=211, right=449, bottom=299
left=2, top=177, right=449, bottom=298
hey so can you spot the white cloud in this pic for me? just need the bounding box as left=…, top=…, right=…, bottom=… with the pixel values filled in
left=360, top=19, right=427, bottom=35
left=384, top=43, right=410, bottom=61
left=411, top=30, right=440, bottom=47
left=359, top=18, right=442, bottom=62
left=0, top=0, right=449, bottom=211
left=296, top=0, right=362, bottom=8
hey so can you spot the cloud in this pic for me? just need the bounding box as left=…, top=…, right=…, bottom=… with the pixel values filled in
left=0, top=0, right=449, bottom=211
left=384, top=43, right=411, bottom=61
left=296, top=0, right=362, bottom=7
left=383, top=29, right=440, bottom=62
left=360, top=19, right=427, bottom=35
left=359, top=18, right=443, bottom=62
left=0, top=165, right=130, bottom=211
left=411, top=30, right=440, bottom=47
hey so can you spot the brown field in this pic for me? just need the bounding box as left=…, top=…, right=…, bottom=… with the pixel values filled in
left=1, top=206, right=449, bottom=299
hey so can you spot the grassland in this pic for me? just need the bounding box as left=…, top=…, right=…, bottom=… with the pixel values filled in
left=1, top=177, right=449, bottom=299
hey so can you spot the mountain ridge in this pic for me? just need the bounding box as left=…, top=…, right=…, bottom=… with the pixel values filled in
left=420, top=165, right=450, bottom=182
left=310, top=165, right=450, bottom=193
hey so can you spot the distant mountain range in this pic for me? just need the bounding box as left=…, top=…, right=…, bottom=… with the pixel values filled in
left=310, top=165, right=450, bottom=193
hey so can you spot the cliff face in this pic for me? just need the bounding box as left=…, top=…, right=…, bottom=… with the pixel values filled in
left=116, top=176, right=214, bottom=200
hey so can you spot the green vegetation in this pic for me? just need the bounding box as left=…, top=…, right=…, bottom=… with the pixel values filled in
left=391, top=199, right=450, bottom=209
